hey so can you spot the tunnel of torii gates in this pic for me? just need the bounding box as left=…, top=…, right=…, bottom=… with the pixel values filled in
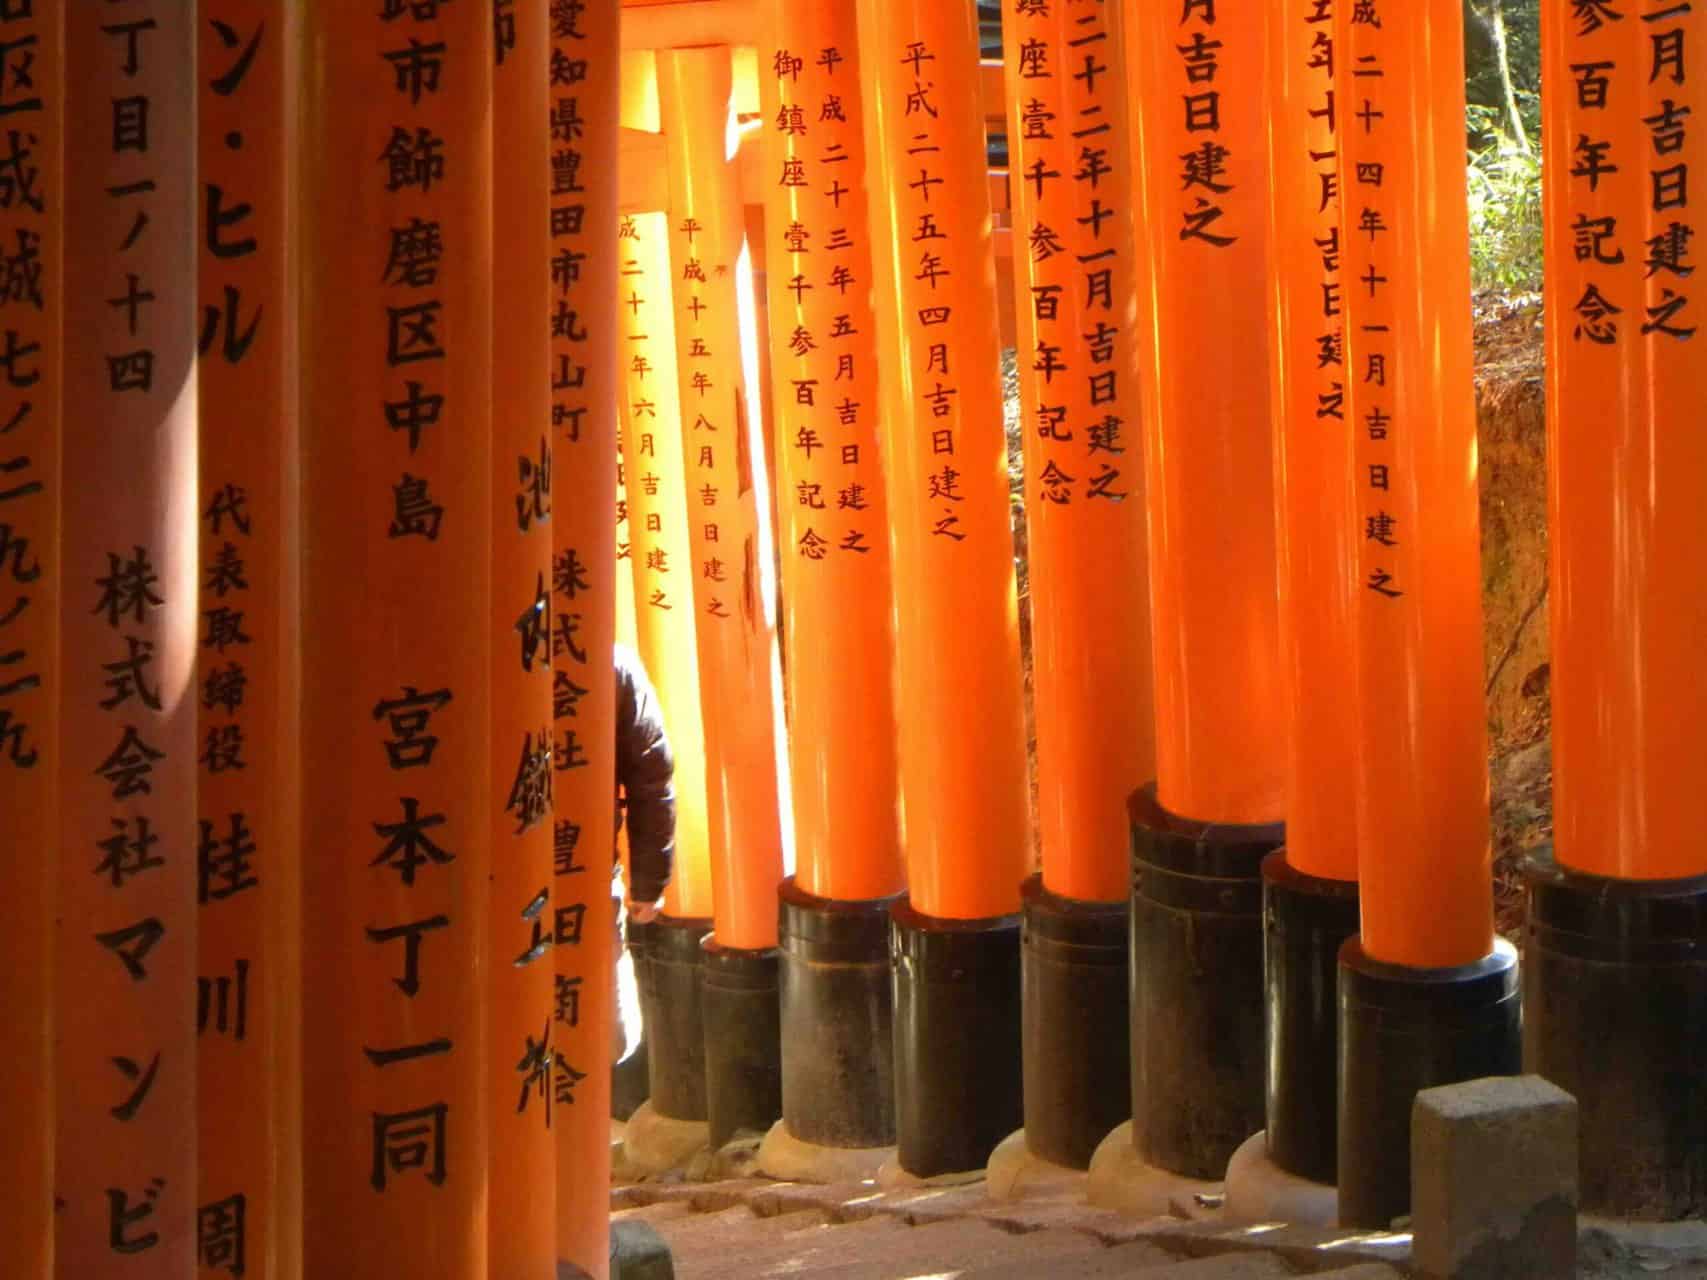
left=1, top=0, right=1703, bottom=1276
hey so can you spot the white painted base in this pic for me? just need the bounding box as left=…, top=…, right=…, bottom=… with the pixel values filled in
left=755, top=1118, right=894, bottom=1185
left=984, top=1128, right=1089, bottom=1201
left=1086, top=1120, right=1224, bottom=1218
left=621, top=1099, right=710, bottom=1177
left=1221, top=1130, right=1339, bottom=1226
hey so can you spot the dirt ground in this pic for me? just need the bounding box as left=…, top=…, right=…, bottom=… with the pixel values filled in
left=1473, top=291, right=1553, bottom=936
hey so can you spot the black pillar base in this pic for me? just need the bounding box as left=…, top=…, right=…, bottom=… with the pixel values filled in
left=892, top=896, right=1023, bottom=1177
left=636, top=913, right=713, bottom=1123
left=1022, top=873, right=1130, bottom=1170
left=1338, top=936, right=1521, bottom=1229
left=611, top=1039, right=649, bottom=1122
left=1524, top=849, right=1707, bottom=1219
left=1263, top=853, right=1361, bottom=1185
left=778, top=878, right=900, bottom=1149
left=700, top=936, right=781, bottom=1150
left=1129, top=782, right=1280, bottom=1180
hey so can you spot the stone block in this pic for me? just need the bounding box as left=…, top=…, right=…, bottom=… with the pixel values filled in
left=1411, top=1074, right=1577, bottom=1280
left=610, top=1219, right=675, bottom=1280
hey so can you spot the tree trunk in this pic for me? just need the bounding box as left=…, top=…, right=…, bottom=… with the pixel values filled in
left=1482, top=0, right=1533, bottom=153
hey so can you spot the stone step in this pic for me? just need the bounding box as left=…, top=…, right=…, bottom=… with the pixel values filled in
left=657, top=1209, right=914, bottom=1279
left=610, top=1181, right=1420, bottom=1279
left=609, top=1202, right=699, bottom=1229
left=957, top=1241, right=1286, bottom=1280
left=662, top=1213, right=1105, bottom=1280
left=631, top=1205, right=826, bottom=1252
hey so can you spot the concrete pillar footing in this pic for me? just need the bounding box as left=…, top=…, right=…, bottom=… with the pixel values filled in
left=755, top=1118, right=895, bottom=1185
left=621, top=1099, right=711, bottom=1177
left=985, top=1127, right=1089, bottom=1201
left=1087, top=1120, right=1223, bottom=1218
left=1222, top=1130, right=1338, bottom=1226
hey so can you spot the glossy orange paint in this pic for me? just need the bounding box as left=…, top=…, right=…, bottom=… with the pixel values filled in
left=618, top=208, right=715, bottom=922
left=1339, top=0, right=1493, bottom=967
left=758, top=0, right=905, bottom=906
left=1544, top=0, right=1707, bottom=881
left=1127, top=5, right=1286, bottom=825
left=60, top=3, right=199, bottom=1271
left=658, top=47, right=788, bottom=952
left=299, top=4, right=493, bottom=1275
left=490, top=0, right=557, bottom=1272
left=0, top=4, right=57, bottom=1275
left=197, top=5, right=303, bottom=1277
left=856, top=0, right=1030, bottom=920
left=551, top=2, right=622, bottom=1276
left=1264, top=0, right=1359, bottom=885
left=1002, top=0, right=1154, bottom=904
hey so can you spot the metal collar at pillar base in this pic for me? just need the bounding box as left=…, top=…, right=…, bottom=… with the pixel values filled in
left=778, top=878, right=902, bottom=1150
left=891, top=896, right=1023, bottom=1179
left=1263, top=852, right=1361, bottom=1186
left=1021, top=873, right=1130, bottom=1170
left=638, top=913, right=714, bottom=1124
left=1129, top=783, right=1282, bottom=1181
left=1337, top=935, right=1521, bottom=1230
left=700, top=935, right=782, bottom=1151
left=1524, top=847, right=1707, bottom=1220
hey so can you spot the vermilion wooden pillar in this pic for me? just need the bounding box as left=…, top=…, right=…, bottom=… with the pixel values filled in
left=657, top=44, right=789, bottom=1152
left=617, top=208, right=717, bottom=1146
left=1334, top=0, right=1517, bottom=1230
left=489, top=2, right=556, bottom=1274
left=755, top=11, right=901, bottom=909
left=1527, top=0, right=1707, bottom=1221
left=1227, top=0, right=1362, bottom=1218
left=59, top=2, right=200, bottom=1272
left=0, top=4, right=59, bottom=1276
left=1106, top=4, right=1286, bottom=1207
left=299, top=5, right=494, bottom=1276
left=617, top=211, right=713, bottom=922
left=550, top=1, right=622, bottom=1274
left=856, top=0, right=1031, bottom=1178
left=756, top=0, right=908, bottom=1167
left=997, top=0, right=1152, bottom=1177
left=197, top=4, right=302, bottom=1278
left=657, top=45, right=786, bottom=959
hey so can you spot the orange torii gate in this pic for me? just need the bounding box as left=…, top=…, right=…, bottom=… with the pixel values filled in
left=1333, top=0, right=1519, bottom=1230
left=995, top=0, right=1153, bottom=1182
left=1530, top=0, right=1707, bottom=1224
left=1, top=3, right=58, bottom=1274
left=1224, top=0, right=1363, bottom=1226
left=298, top=7, right=496, bottom=1277
left=60, top=6, right=200, bottom=1273
left=1090, top=2, right=1288, bottom=1217
left=489, top=3, right=557, bottom=1274
left=551, top=3, right=625, bottom=1275
left=15, top=1, right=1707, bottom=1274
left=857, top=0, right=1033, bottom=1180
left=755, top=0, right=909, bottom=1177
left=657, top=44, right=791, bottom=1154
left=197, top=5, right=303, bottom=1276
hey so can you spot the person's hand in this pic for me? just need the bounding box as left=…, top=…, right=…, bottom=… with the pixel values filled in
left=626, top=896, right=662, bottom=925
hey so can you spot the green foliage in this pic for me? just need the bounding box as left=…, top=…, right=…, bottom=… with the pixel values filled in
left=1467, top=102, right=1545, bottom=296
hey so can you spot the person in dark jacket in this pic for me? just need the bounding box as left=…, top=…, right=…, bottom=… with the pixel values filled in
left=615, top=642, right=675, bottom=922
left=612, top=643, right=675, bottom=1067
